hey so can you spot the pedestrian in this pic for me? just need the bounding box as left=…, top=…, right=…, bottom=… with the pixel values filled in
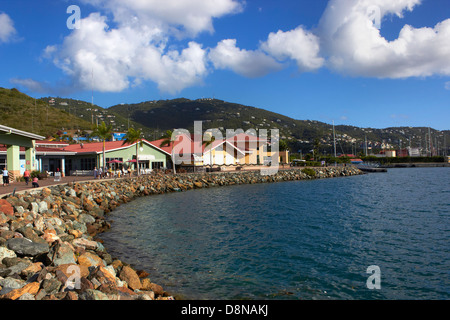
left=98, top=167, right=103, bottom=179
left=32, top=176, right=39, bottom=188
left=93, top=167, right=98, bottom=179
left=23, top=169, right=31, bottom=185
left=2, top=167, right=9, bottom=186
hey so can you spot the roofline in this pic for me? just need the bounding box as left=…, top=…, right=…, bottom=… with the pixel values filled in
left=0, top=125, right=46, bottom=140
left=66, top=139, right=172, bottom=156
left=203, top=140, right=246, bottom=155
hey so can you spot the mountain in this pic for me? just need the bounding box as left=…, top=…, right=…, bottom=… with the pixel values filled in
left=109, top=98, right=449, bottom=156
left=1, top=87, right=448, bottom=156
left=38, top=96, right=151, bottom=137
left=0, top=87, right=92, bottom=138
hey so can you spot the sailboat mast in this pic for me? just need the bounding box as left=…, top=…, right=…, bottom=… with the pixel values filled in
left=333, top=121, right=337, bottom=166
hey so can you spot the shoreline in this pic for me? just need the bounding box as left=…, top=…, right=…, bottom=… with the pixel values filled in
left=0, top=166, right=363, bottom=300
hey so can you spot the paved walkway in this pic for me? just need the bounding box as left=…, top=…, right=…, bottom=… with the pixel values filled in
left=0, top=165, right=295, bottom=197
left=0, top=175, right=102, bottom=197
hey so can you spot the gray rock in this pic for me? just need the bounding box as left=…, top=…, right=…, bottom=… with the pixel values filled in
left=0, top=277, right=25, bottom=295
left=6, top=237, right=50, bottom=257
left=38, top=201, right=48, bottom=214
left=78, top=213, right=95, bottom=224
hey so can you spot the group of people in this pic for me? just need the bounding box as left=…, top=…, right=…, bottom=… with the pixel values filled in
left=93, top=166, right=132, bottom=179
left=23, top=169, right=39, bottom=187
left=2, top=167, right=39, bottom=188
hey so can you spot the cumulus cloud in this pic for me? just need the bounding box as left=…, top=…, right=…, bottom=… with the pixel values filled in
left=318, top=0, right=450, bottom=78
left=38, top=0, right=450, bottom=95
left=209, top=39, right=282, bottom=78
left=80, top=0, right=243, bottom=37
left=0, top=12, right=17, bottom=43
left=46, top=12, right=208, bottom=94
left=261, top=26, right=324, bottom=72
left=43, top=1, right=244, bottom=94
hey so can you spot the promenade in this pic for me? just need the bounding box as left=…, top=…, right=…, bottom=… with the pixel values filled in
left=0, top=175, right=99, bottom=197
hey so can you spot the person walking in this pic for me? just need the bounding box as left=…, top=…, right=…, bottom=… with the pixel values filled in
left=2, top=167, right=9, bottom=186
left=23, top=169, right=31, bottom=185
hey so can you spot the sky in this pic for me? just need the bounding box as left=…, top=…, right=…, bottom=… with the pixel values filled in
left=0, top=0, right=449, bottom=130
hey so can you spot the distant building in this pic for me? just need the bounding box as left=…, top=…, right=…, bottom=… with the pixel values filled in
left=385, top=150, right=396, bottom=157
left=408, top=147, right=421, bottom=157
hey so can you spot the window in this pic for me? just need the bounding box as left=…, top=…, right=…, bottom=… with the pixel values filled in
left=152, top=162, right=164, bottom=169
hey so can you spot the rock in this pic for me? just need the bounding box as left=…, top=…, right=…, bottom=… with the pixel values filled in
left=0, top=277, right=25, bottom=295
left=0, top=246, right=17, bottom=262
left=1, top=281, right=40, bottom=300
left=0, top=212, right=9, bottom=224
left=7, top=238, right=50, bottom=257
left=78, top=213, right=95, bottom=224
left=193, top=181, right=203, bottom=188
left=38, top=201, right=48, bottom=214
left=119, top=265, right=142, bottom=291
left=79, top=289, right=109, bottom=300
left=41, top=278, right=62, bottom=295
left=0, top=199, right=14, bottom=216
left=77, top=252, right=104, bottom=268
left=47, top=243, right=76, bottom=266
left=72, top=238, right=98, bottom=250
left=148, top=282, right=165, bottom=297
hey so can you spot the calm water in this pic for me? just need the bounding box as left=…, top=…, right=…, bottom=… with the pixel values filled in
left=100, top=168, right=450, bottom=300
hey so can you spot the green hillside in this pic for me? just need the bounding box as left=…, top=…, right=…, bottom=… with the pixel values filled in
left=0, top=87, right=92, bottom=138
left=109, top=98, right=450, bottom=156
left=39, top=96, right=152, bottom=138
left=1, top=87, right=448, bottom=156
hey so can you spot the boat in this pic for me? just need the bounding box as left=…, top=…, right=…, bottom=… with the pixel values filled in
left=356, top=163, right=387, bottom=173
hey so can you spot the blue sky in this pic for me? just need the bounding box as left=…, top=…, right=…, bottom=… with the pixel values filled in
left=0, top=0, right=449, bottom=130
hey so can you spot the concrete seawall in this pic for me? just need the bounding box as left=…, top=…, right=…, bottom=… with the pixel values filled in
left=0, top=167, right=363, bottom=300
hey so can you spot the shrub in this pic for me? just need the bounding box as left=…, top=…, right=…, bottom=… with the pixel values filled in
left=301, top=168, right=316, bottom=177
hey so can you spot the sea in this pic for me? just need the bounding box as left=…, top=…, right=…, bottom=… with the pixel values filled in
left=99, top=167, right=450, bottom=300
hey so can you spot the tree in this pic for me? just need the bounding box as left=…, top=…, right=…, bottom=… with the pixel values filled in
left=91, top=121, right=113, bottom=173
left=159, top=130, right=177, bottom=174
left=122, top=127, right=143, bottom=176
left=279, top=139, right=289, bottom=152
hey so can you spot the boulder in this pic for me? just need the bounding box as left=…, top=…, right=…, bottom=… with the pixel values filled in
left=0, top=199, right=14, bottom=216
left=119, top=265, right=142, bottom=290
left=7, top=238, right=50, bottom=257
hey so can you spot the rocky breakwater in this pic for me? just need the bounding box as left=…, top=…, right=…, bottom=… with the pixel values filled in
left=0, top=166, right=362, bottom=300
left=0, top=183, right=170, bottom=301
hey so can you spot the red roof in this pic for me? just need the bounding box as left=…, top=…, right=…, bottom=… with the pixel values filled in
left=0, top=145, right=74, bottom=154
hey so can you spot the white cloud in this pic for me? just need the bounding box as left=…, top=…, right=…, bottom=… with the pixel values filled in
left=0, top=12, right=17, bottom=43
left=44, top=0, right=243, bottom=94
left=261, top=26, right=324, bottom=72
left=80, top=0, right=243, bottom=37
left=46, top=13, right=208, bottom=94
left=318, top=0, right=450, bottom=78
left=10, top=78, right=49, bottom=93
left=209, top=39, right=282, bottom=78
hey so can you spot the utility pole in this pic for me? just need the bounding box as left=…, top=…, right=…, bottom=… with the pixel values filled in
left=365, top=135, right=368, bottom=156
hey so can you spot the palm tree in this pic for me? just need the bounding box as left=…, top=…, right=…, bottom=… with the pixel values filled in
left=91, top=121, right=113, bottom=173
left=159, top=130, right=176, bottom=174
left=122, top=127, right=143, bottom=176
left=202, top=135, right=216, bottom=172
